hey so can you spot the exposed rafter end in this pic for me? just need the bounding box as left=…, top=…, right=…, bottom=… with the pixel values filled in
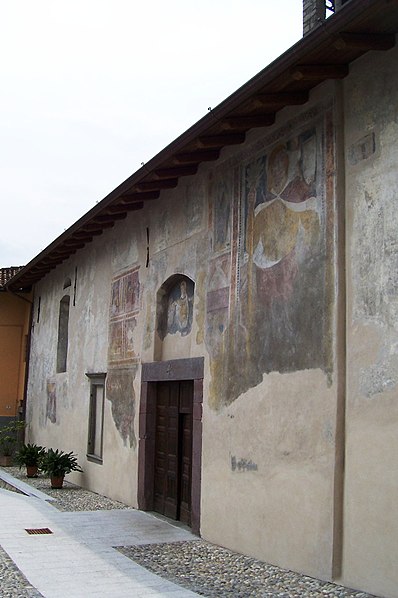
left=136, top=178, right=178, bottom=191
left=154, top=165, right=198, bottom=178
left=93, top=213, right=127, bottom=224
left=197, top=133, right=246, bottom=149
left=249, top=91, right=309, bottom=110
left=291, top=64, right=349, bottom=81
left=220, top=114, right=275, bottom=131
left=83, top=221, right=114, bottom=231
left=173, top=150, right=220, bottom=164
left=119, top=190, right=160, bottom=204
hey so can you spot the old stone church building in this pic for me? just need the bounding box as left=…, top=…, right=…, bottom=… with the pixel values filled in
left=7, top=1, right=398, bottom=596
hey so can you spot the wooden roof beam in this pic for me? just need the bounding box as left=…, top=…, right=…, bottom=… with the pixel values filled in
left=173, top=149, right=220, bottom=164
left=154, top=165, right=198, bottom=178
left=93, top=212, right=127, bottom=224
left=197, top=133, right=246, bottom=149
left=71, top=235, right=93, bottom=244
left=220, top=114, right=275, bottom=131
left=119, top=190, right=160, bottom=202
left=249, top=91, right=309, bottom=110
left=29, top=265, right=52, bottom=274
left=291, top=64, right=349, bottom=81
left=74, top=230, right=100, bottom=238
left=114, top=201, right=145, bottom=211
left=40, top=258, right=59, bottom=266
left=333, top=32, right=395, bottom=51
left=135, top=178, right=178, bottom=191
left=52, top=249, right=76, bottom=257
left=83, top=221, right=114, bottom=231
left=62, top=241, right=86, bottom=249
left=106, top=202, right=144, bottom=214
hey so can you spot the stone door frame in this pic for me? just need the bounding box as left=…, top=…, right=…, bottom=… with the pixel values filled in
left=137, top=357, right=204, bottom=535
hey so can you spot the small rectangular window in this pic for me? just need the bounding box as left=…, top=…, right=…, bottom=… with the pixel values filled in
left=86, top=373, right=106, bottom=463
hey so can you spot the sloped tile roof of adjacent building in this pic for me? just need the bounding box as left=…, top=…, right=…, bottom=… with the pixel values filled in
left=6, top=0, right=398, bottom=292
left=0, top=267, right=24, bottom=289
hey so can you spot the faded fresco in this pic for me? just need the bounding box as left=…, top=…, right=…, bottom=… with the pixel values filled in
left=185, top=181, right=205, bottom=236
left=206, top=255, right=230, bottom=354
left=205, top=114, right=334, bottom=407
left=352, top=142, right=398, bottom=398
left=46, top=380, right=56, bottom=423
left=157, top=277, right=194, bottom=340
left=108, top=268, right=140, bottom=364
left=152, top=183, right=205, bottom=255
left=211, top=173, right=232, bottom=253
left=106, top=367, right=137, bottom=448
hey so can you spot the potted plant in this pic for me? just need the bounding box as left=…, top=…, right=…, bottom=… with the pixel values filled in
left=41, top=448, right=83, bottom=488
left=0, top=420, right=25, bottom=467
left=15, top=443, right=46, bottom=477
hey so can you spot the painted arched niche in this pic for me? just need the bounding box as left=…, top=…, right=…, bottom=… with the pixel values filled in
left=155, top=274, right=195, bottom=361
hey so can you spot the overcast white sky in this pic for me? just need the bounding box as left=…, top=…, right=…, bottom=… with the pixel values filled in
left=1, top=1, right=302, bottom=267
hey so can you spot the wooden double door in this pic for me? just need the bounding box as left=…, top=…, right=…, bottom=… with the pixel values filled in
left=154, top=380, right=193, bottom=525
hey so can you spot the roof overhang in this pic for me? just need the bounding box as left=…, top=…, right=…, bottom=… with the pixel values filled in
left=6, top=0, right=398, bottom=291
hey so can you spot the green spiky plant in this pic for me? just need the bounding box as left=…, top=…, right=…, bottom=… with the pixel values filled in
left=15, top=443, right=46, bottom=477
left=41, top=448, right=83, bottom=488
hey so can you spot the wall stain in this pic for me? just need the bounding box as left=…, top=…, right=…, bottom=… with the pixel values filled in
left=106, top=367, right=137, bottom=448
left=46, top=380, right=56, bottom=424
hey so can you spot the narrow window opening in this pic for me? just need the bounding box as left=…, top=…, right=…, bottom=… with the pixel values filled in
left=37, top=296, right=41, bottom=323
left=56, top=295, right=70, bottom=373
left=73, top=267, right=78, bottom=306
left=86, top=373, right=106, bottom=463
left=146, top=227, right=150, bottom=268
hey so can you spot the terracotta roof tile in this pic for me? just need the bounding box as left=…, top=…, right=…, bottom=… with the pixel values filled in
left=0, top=267, right=24, bottom=288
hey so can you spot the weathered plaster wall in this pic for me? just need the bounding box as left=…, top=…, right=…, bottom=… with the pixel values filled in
left=27, top=84, right=339, bottom=580
left=201, top=370, right=337, bottom=579
left=198, top=89, right=340, bottom=580
left=342, top=42, right=398, bottom=598
left=27, top=174, right=209, bottom=505
left=26, top=235, right=139, bottom=504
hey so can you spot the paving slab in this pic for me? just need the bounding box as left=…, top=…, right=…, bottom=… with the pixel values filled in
left=0, top=488, right=199, bottom=597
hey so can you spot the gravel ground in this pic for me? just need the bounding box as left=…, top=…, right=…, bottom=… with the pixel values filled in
left=117, top=541, right=377, bottom=598
left=4, top=466, right=132, bottom=511
left=0, top=467, right=379, bottom=598
left=0, top=546, right=42, bottom=598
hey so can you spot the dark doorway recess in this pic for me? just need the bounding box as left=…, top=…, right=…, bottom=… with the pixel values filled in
left=138, top=358, right=203, bottom=535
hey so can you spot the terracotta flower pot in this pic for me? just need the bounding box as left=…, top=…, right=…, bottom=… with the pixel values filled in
left=50, top=475, right=65, bottom=489
left=26, top=465, right=39, bottom=478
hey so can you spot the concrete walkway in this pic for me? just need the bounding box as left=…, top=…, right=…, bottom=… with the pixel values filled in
left=0, top=487, right=199, bottom=598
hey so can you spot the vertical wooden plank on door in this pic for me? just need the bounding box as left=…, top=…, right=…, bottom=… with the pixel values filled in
left=164, top=382, right=179, bottom=519
left=154, top=383, right=169, bottom=515
left=179, top=380, right=193, bottom=524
